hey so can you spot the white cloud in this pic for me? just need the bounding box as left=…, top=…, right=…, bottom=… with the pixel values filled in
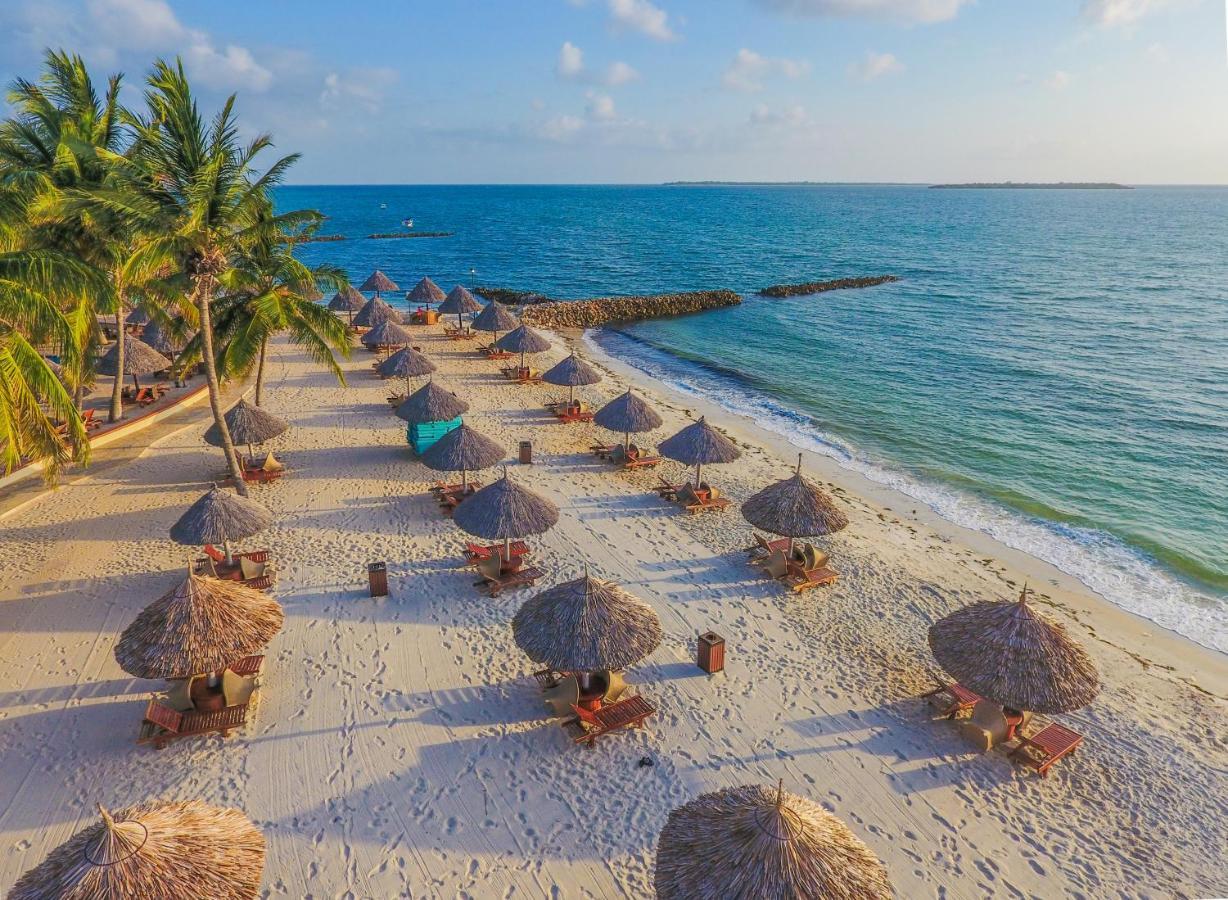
left=320, top=67, right=398, bottom=114
left=752, top=0, right=970, bottom=24
left=557, top=41, right=585, bottom=78
left=1082, top=0, right=1170, bottom=26
left=1144, top=42, right=1169, bottom=63
left=1046, top=70, right=1071, bottom=90
left=539, top=114, right=585, bottom=141
left=608, top=0, right=676, bottom=40
left=605, top=60, right=640, bottom=85
left=722, top=48, right=809, bottom=92
left=749, top=103, right=808, bottom=126
left=86, top=0, right=181, bottom=46
left=586, top=91, right=617, bottom=120
left=848, top=51, right=903, bottom=80
left=185, top=43, right=272, bottom=92
left=556, top=41, right=640, bottom=86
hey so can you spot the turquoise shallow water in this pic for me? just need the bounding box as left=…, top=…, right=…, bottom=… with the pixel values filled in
left=281, top=184, right=1228, bottom=651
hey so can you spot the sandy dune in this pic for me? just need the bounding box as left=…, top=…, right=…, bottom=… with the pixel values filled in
left=1, top=325, right=1225, bottom=898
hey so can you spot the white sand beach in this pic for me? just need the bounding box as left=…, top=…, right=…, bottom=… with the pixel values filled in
left=1, top=325, right=1225, bottom=898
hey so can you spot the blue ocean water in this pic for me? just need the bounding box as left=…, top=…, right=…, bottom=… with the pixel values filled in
left=281, top=184, right=1228, bottom=651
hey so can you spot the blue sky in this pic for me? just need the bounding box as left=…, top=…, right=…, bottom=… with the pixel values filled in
left=0, top=0, right=1223, bottom=183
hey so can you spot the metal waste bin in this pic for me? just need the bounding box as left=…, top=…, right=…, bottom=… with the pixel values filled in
left=697, top=631, right=725, bottom=674
left=368, top=561, right=388, bottom=597
left=519, top=440, right=532, bottom=464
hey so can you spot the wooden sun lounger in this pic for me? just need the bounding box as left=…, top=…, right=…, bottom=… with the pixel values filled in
left=482, top=348, right=513, bottom=360
left=463, top=541, right=531, bottom=564
left=782, top=560, right=839, bottom=592
left=555, top=407, right=593, bottom=423
left=623, top=454, right=662, bottom=469
left=655, top=476, right=685, bottom=501
left=747, top=532, right=791, bottom=559
left=193, top=546, right=269, bottom=575
left=474, top=564, right=544, bottom=597
left=81, top=408, right=102, bottom=431
left=683, top=494, right=730, bottom=514
left=922, top=680, right=984, bottom=719
left=229, top=655, right=265, bottom=677
left=240, top=459, right=284, bottom=484
left=1011, top=723, right=1084, bottom=776
left=562, top=694, right=656, bottom=746
left=137, top=699, right=249, bottom=749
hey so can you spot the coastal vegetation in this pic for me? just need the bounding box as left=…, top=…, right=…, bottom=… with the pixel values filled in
left=759, top=275, right=900, bottom=298
left=0, top=51, right=345, bottom=486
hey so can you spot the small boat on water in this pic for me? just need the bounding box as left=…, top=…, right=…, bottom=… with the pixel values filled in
left=379, top=203, right=387, bottom=209
left=402, top=218, right=414, bottom=228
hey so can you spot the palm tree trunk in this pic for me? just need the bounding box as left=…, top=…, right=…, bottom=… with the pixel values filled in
left=109, top=300, right=125, bottom=423
left=195, top=272, right=247, bottom=496
left=254, top=336, right=267, bottom=407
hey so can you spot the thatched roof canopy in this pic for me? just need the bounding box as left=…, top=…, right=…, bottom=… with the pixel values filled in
left=512, top=573, right=662, bottom=672
left=204, top=399, right=288, bottom=448
left=659, top=416, right=741, bottom=467
left=655, top=783, right=893, bottom=900
left=395, top=378, right=469, bottom=423
left=360, top=319, right=414, bottom=347
left=96, top=336, right=172, bottom=376
left=594, top=390, right=663, bottom=435
left=472, top=300, right=519, bottom=334
left=169, top=484, right=273, bottom=546
left=114, top=572, right=284, bottom=679
left=928, top=588, right=1101, bottom=713
left=140, top=318, right=186, bottom=355
left=452, top=471, right=559, bottom=540
left=419, top=423, right=505, bottom=473
left=302, top=284, right=324, bottom=302
left=353, top=297, right=399, bottom=328
left=378, top=346, right=436, bottom=379
left=439, top=285, right=482, bottom=315
left=494, top=324, right=551, bottom=355
left=329, top=285, right=365, bottom=311
left=407, top=276, right=446, bottom=303
left=543, top=353, right=602, bottom=388
left=741, top=455, right=848, bottom=539
left=360, top=269, right=398, bottom=293
left=9, top=800, right=266, bottom=900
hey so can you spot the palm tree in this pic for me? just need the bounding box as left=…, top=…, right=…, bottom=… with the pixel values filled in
left=108, top=59, right=315, bottom=494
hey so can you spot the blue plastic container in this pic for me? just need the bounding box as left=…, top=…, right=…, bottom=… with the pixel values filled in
left=408, top=416, right=462, bottom=454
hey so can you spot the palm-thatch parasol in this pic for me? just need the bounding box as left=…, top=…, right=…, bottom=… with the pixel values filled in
left=8, top=800, right=266, bottom=900
left=353, top=297, right=399, bottom=329
left=204, top=399, right=289, bottom=460
left=512, top=571, right=662, bottom=673
left=126, top=305, right=151, bottom=327
left=378, top=346, right=437, bottom=395
left=407, top=276, right=446, bottom=307
left=360, top=269, right=398, bottom=298
left=439, top=285, right=482, bottom=331
left=495, top=324, right=552, bottom=370
left=96, top=335, right=172, bottom=391
left=395, top=377, right=470, bottom=424
left=472, top=299, right=519, bottom=345
left=658, top=416, right=742, bottom=487
left=140, top=318, right=186, bottom=359
left=542, top=352, right=602, bottom=404
left=741, top=453, right=848, bottom=553
left=360, top=319, right=415, bottom=354
left=453, top=469, right=559, bottom=559
left=302, top=284, right=324, bottom=302
left=655, top=782, right=893, bottom=900
left=928, top=585, right=1101, bottom=714
left=419, top=423, right=505, bottom=489
left=169, top=483, right=273, bottom=564
left=329, top=285, right=365, bottom=325
left=115, top=571, right=284, bottom=680
left=594, top=389, right=663, bottom=450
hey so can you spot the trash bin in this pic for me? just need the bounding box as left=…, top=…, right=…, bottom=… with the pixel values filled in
left=424, top=309, right=439, bottom=325
left=368, top=561, right=388, bottom=597
left=697, top=631, right=725, bottom=674
left=519, top=440, right=532, bottom=465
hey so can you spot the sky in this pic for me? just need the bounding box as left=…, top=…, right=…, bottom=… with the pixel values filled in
left=0, top=0, right=1224, bottom=184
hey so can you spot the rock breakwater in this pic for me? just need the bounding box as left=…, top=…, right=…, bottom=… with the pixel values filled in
left=519, top=290, right=741, bottom=329
left=760, top=275, right=899, bottom=298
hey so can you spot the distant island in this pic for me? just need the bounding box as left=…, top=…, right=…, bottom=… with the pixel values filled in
left=930, top=182, right=1131, bottom=190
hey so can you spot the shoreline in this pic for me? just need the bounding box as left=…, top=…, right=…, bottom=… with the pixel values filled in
left=572, top=326, right=1228, bottom=696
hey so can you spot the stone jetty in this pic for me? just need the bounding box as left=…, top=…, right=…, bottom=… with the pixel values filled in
left=519, top=290, right=741, bottom=329
left=759, top=275, right=899, bottom=298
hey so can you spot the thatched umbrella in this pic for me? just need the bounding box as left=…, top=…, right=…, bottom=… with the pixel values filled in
left=378, top=346, right=437, bottom=396
left=96, top=335, right=172, bottom=391
left=302, top=284, right=324, bottom=302
left=419, top=423, right=505, bottom=489
left=659, top=416, right=741, bottom=487
left=140, top=318, right=186, bottom=359
left=204, top=399, right=289, bottom=460
left=8, top=800, right=266, bottom=900
left=495, top=324, right=552, bottom=370
left=741, top=453, right=848, bottom=553
left=360, top=319, right=415, bottom=353
left=453, top=469, right=558, bottom=560
left=594, top=389, right=663, bottom=451
left=439, top=285, right=482, bottom=331
left=353, top=297, right=399, bottom=329
left=407, top=276, right=446, bottom=307
left=169, top=483, right=273, bottom=565
left=395, top=377, right=470, bottom=424
left=928, top=585, right=1101, bottom=714
left=115, top=571, right=284, bottom=680
left=512, top=571, right=662, bottom=674
left=472, top=299, right=519, bottom=345
left=655, top=782, right=893, bottom=900
left=543, top=352, right=602, bottom=404
left=329, top=285, right=365, bottom=326
left=360, top=269, right=398, bottom=298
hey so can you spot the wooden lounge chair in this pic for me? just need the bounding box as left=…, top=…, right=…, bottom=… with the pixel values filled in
left=240, top=456, right=284, bottom=484
left=747, top=532, right=790, bottom=559
left=1011, top=722, right=1083, bottom=776
left=655, top=476, right=685, bottom=501
left=229, top=655, right=265, bottom=678
left=678, top=483, right=730, bottom=514
left=555, top=404, right=593, bottom=423
left=922, top=680, right=984, bottom=719
left=136, top=699, right=249, bottom=749
left=482, top=347, right=513, bottom=361
left=463, top=541, right=531, bottom=564
left=782, top=559, right=839, bottom=593
left=238, top=556, right=276, bottom=591
left=562, top=694, right=656, bottom=746
left=81, top=408, right=102, bottom=431
left=473, top=555, right=544, bottom=596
